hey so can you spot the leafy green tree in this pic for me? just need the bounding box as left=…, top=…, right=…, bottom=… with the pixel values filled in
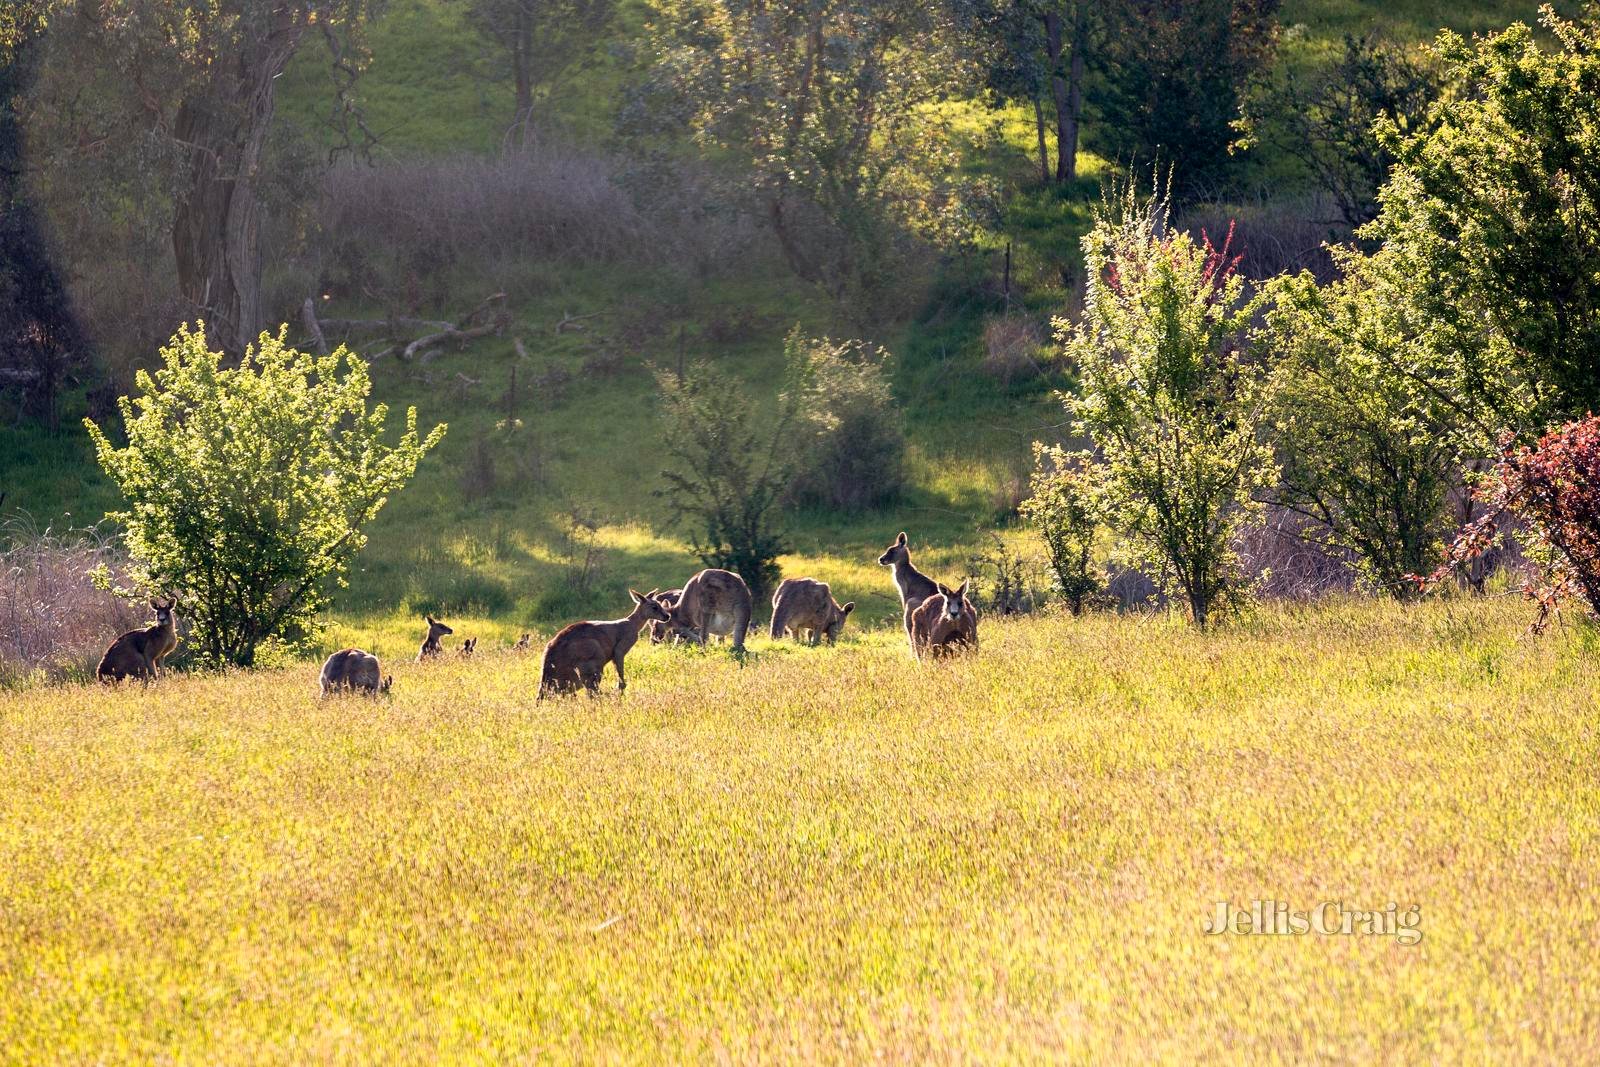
left=633, top=0, right=962, bottom=294
left=1019, top=443, right=1101, bottom=613
left=1064, top=184, right=1275, bottom=627
left=654, top=363, right=798, bottom=605
left=457, top=0, right=617, bottom=136
left=1090, top=0, right=1280, bottom=196
left=85, top=325, right=445, bottom=667
left=1368, top=8, right=1600, bottom=445
left=23, top=1, right=384, bottom=357
left=784, top=331, right=905, bottom=511
left=1238, top=33, right=1440, bottom=231
left=1261, top=257, right=1455, bottom=599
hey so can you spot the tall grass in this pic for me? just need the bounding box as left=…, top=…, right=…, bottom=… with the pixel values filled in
left=1, top=598, right=1595, bottom=1060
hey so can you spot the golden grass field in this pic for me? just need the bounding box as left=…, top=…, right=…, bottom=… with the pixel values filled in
left=1, top=597, right=1596, bottom=1063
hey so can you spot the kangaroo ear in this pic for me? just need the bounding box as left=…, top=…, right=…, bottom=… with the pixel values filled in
left=643, top=588, right=660, bottom=600
left=842, top=602, right=855, bottom=615
left=629, top=589, right=645, bottom=603
left=896, top=531, right=907, bottom=546
left=426, top=614, right=436, bottom=625
left=149, top=599, right=161, bottom=611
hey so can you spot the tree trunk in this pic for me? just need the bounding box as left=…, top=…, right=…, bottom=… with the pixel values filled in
left=511, top=4, right=534, bottom=138
left=1043, top=6, right=1086, bottom=184
left=171, top=9, right=307, bottom=358
left=1032, top=94, right=1050, bottom=185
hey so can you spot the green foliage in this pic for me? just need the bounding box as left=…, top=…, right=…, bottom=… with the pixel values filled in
left=456, top=0, right=617, bottom=133
left=784, top=331, right=906, bottom=511
left=84, top=325, right=445, bottom=667
left=1089, top=0, right=1280, bottom=196
left=633, top=0, right=970, bottom=296
left=1262, top=261, right=1454, bottom=599
left=654, top=362, right=797, bottom=604
left=1238, top=32, right=1441, bottom=230
left=1064, top=183, right=1275, bottom=627
left=1019, top=442, right=1101, bottom=613
left=1369, top=8, right=1600, bottom=443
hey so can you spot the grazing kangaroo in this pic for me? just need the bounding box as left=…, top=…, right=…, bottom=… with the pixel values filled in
left=658, top=569, right=752, bottom=651
left=96, top=598, right=178, bottom=683
left=538, top=589, right=670, bottom=699
left=770, top=578, right=854, bottom=646
left=416, top=615, right=453, bottom=662
left=457, top=637, right=478, bottom=659
left=647, top=588, right=683, bottom=645
left=909, top=581, right=980, bottom=659
left=319, top=648, right=392, bottom=696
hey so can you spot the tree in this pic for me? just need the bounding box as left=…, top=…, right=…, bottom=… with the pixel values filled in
left=1238, top=33, right=1440, bottom=231
left=85, top=324, right=445, bottom=667
left=953, top=1, right=1098, bottom=184
left=1019, top=443, right=1101, bottom=613
left=27, top=2, right=383, bottom=358
left=655, top=363, right=797, bottom=605
left=1368, top=8, right=1600, bottom=444
left=635, top=0, right=961, bottom=293
left=1261, top=259, right=1454, bottom=599
left=459, top=0, right=617, bottom=137
left=1064, top=183, right=1275, bottom=627
left=0, top=20, right=88, bottom=428
left=1091, top=0, right=1280, bottom=196
left=784, top=331, right=906, bottom=511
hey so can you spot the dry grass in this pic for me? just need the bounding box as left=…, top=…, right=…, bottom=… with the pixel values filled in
left=0, top=597, right=1596, bottom=1061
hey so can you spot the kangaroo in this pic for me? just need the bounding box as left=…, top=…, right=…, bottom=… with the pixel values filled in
left=879, top=531, right=941, bottom=651
left=457, top=637, right=478, bottom=659
left=416, top=615, right=453, bottom=662
left=658, top=569, right=752, bottom=651
left=647, top=588, right=684, bottom=645
left=538, top=589, right=670, bottom=699
left=319, top=648, right=392, bottom=696
left=908, top=581, right=980, bottom=659
left=770, top=578, right=855, bottom=646
left=513, top=632, right=532, bottom=651
left=96, top=598, right=178, bottom=683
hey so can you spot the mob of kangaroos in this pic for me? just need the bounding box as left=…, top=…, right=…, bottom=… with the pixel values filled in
left=96, top=531, right=973, bottom=696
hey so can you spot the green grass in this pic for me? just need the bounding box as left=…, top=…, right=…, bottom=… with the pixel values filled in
left=2, top=597, right=1597, bottom=1060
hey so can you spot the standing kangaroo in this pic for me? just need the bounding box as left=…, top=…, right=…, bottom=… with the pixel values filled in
left=658, top=569, right=752, bottom=651
left=878, top=531, right=940, bottom=653
left=319, top=648, right=392, bottom=696
left=417, top=615, right=453, bottom=662
left=96, top=598, right=178, bottom=683
left=908, top=581, right=980, bottom=659
left=770, top=578, right=854, bottom=646
left=538, top=589, right=670, bottom=699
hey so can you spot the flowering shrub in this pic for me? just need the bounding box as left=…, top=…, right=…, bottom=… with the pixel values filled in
left=1427, top=416, right=1600, bottom=631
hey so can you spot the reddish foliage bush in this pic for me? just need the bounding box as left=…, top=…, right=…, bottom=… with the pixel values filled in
left=1426, top=416, right=1600, bottom=631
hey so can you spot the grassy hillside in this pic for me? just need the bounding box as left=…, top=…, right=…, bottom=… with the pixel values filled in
left=2, top=598, right=1596, bottom=1060
left=0, top=0, right=1562, bottom=651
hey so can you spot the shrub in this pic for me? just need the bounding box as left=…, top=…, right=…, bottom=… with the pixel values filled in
left=1261, top=263, right=1455, bottom=600
left=85, top=325, right=445, bottom=667
left=784, top=331, right=906, bottom=511
left=1063, top=183, right=1275, bottom=627
left=1431, top=417, right=1600, bottom=632
left=654, top=362, right=797, bottom=604
left=1019, top=443, right=1102, bottom=614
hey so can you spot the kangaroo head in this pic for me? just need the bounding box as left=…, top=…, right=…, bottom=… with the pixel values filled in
left=826, top=601, right=855, bottom=642
left=632, top=588, right=671, bottom=626
left=425, top=615, right=453, bottom=641
left=514, top=632, right=531, bottom=648
left=458, top=637, right=477, bottom=658
left=877, top=531, right=909, bottom=567
left=380, top=675, right=393, bottom=693
left=150, top=597, right=176, bottom=626
left=940, top=581, right=969, bottom=620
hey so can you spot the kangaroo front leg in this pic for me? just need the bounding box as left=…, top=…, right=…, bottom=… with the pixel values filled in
left=613, top=651, right=627, bottom=692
